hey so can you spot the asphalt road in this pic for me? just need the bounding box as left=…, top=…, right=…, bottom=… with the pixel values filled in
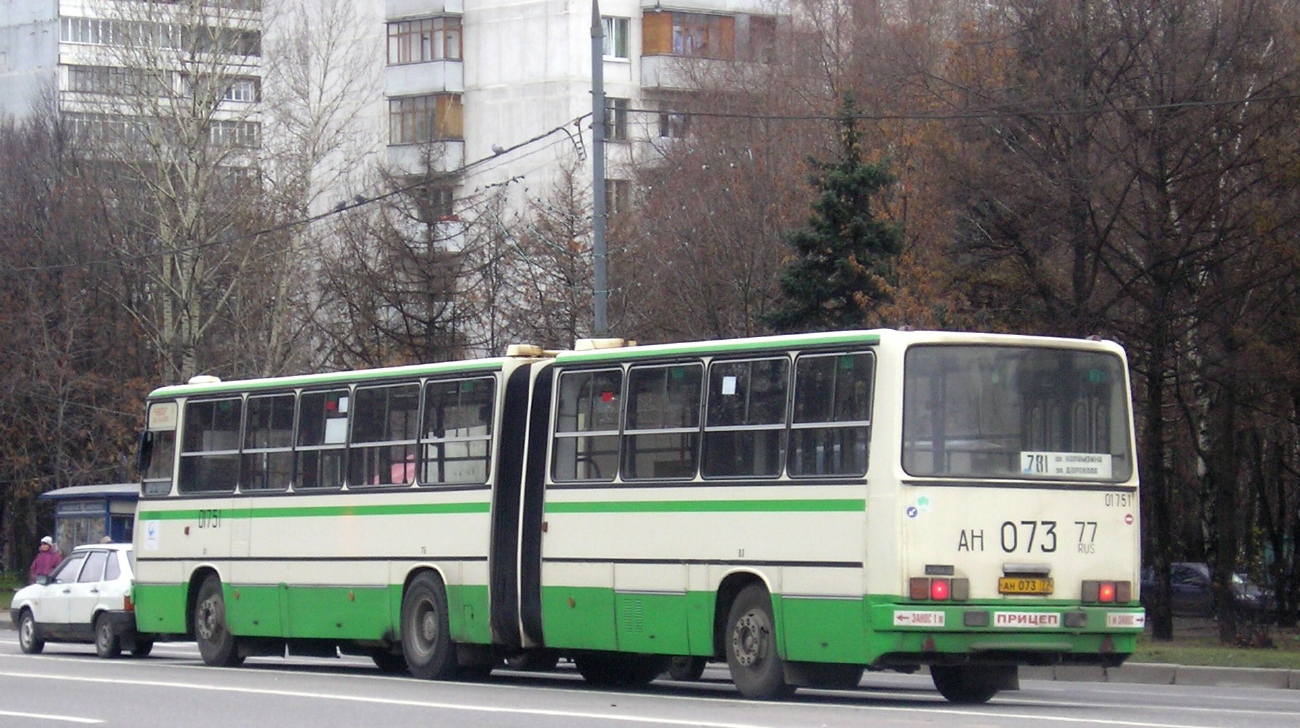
left=2, top=636, right=1299, bottom=728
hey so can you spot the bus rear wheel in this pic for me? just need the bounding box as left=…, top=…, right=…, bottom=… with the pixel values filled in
left=194, top=576, right=244, bottom=667
left=725, top=584, right=794, bottom=700
left=666, top=655, right=708, bottom=681
left=929, top=664, right=1012, bottom=704
left=401, top=572, right=458, bottom=680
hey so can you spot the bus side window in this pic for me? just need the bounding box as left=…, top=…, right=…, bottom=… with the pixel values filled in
left=296, top=389, right=349, bottom=490
left=702, top=358, right=788, bottom=478
left=622, top=363, right=702, bottom=480
left=242, top=393, right=295, bottom=491
left=349, top=383, right=420, bottom=487
left=552, top=369, right=622, bottom=482
left=790, top=352, right=873, bottom=477
left=178, top=398, right=242, bottom=493
left=422, top=376, right=494, bottom=485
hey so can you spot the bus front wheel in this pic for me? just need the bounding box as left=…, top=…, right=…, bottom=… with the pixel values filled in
left=401, top=572, right=458, bottom=680
left=725, top=584, right=794, bottom=700
left=930, top=664, right=1012, bottom=704
left=194, top=576, right=243, bottom=667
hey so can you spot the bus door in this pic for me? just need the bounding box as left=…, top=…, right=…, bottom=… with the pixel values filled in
left=494, top=362, right=552, bottom=650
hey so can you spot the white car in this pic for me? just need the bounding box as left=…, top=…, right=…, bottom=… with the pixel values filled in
left=9, top=543, right=152, bottom=658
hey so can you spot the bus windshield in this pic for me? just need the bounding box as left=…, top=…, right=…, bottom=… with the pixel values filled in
left=902, top=344, right=1133, bottom=481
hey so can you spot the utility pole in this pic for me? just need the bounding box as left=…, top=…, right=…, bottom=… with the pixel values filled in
left=590, top=0, right=609, bottom=337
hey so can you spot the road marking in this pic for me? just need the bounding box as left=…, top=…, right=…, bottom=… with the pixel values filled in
left=0, top=670, right=766, bottom=728
left=0, top=709, right=102, bottom=724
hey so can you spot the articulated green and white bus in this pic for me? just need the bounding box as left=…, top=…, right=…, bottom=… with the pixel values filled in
left=133, top=330, right=1144, bottom=703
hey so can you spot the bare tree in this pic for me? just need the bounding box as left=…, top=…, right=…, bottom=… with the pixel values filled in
left=65, top=0, right=270, bottom=383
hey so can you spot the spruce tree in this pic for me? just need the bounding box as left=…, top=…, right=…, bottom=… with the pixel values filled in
left=763, top=95, right=902, bottom=333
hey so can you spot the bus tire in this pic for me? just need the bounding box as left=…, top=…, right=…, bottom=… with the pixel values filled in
left=18, top=609, right=44, bottom=654
left=930, top=664, right=1009, bottom=704
left=574, top=653, right=668, bottom=688
left=371, top=648, right=407, bottom=673
left=506, top=650, right=560, bottom=672
left=131, top=637, right=155, bottom=658
left=666, top=655, right=708, bottom=681
left=725, top=584, right=793, bottom=700
left=195, top=576, right=244, bottom=667
left=401, top=572, right=457, bottom=680
left=95, top=613, right=122, bottom=659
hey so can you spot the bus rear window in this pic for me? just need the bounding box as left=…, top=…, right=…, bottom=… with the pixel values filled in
left=902, top=345, right=1132, bottom=481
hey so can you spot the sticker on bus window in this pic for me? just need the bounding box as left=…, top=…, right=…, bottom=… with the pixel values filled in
left=722, top=376, right=737, bottom=395
left=1020, top=452, right=1113, bottom=479
left=325, top=418, right=348, bottom=444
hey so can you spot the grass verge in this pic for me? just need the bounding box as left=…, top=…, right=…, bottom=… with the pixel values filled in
left=1132, top=620, right=1300, bottom=669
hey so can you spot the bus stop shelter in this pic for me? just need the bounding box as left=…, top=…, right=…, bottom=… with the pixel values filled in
left=39, top=483, right=140, bottom=554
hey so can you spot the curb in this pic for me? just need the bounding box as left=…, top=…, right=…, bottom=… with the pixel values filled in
left=1022, top=662, right=1299, bottom=689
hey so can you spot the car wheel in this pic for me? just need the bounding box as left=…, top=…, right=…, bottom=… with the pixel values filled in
left=194, top=575, right=244, bottom=667
left=18, top=609, right=45, bottom=655
left=95, top=613, right=122, bottom=659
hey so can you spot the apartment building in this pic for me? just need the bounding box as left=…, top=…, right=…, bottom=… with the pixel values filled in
left=383, top=0, right=786, bottom=220
left=0, top=0, right=264, bottom=155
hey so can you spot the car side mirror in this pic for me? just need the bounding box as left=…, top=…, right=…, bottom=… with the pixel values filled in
left=35, top=575, right=49, bottom=586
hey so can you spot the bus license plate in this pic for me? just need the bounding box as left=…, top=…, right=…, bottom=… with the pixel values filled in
left=999, top=577, right=1054, bottom=595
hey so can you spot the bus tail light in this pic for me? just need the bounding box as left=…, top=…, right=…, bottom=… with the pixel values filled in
left=124, top=592, right=135, bottom=612
left=1082, top=580, right=1132, bottom=604
left=909, top=577, right=970, bottom=602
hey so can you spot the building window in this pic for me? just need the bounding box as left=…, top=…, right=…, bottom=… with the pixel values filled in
left=60, top=17, right=117, bottom=46
left=224, top=78, right=259, bottom=102
left=602, top=16, right=629, bottom=59
left=389, top=94, right=464, bottom=144
left=388, top=17, right=462, bottom=65
left=66, top=65, right=161, bottom=95
left=209, top=120, right=260, bottom=148
left=642, top=11, right=734, bottom=60
left=659, top=110, right=689, bottom=139
left=605, top=97, right=629, bottom=141
left=747, top=16, right=775, bottom=63
left=606, top=179, right=631, bottom=218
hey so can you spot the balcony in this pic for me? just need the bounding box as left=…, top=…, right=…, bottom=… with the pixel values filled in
left=640, top=55, right=732, bottom=91
left=639, top=0, right=778, bottom=14
left=386, top=142, right=465, bottom=176
left=386, top=61, right=464, bottom=97
left=387, top=0, right=463, bottom=19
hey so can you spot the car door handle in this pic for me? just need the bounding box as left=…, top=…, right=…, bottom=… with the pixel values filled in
left=90, top=589, right=99, bottom=594
left=62, top=588, right=71, bottom=594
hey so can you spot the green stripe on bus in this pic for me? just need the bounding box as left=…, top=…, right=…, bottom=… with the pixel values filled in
left=558, top=332, right=881, bottom=364
left=137, top=502, right=491, bottom=520
left=543, top=498, right=866, bottom=514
